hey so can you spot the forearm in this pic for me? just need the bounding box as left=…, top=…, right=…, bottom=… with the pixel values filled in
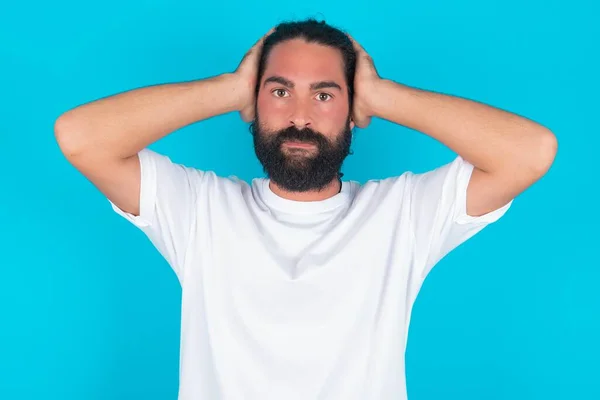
left=55, top=73, right=244, bottom=160
left=372, top=79, right=557, bottom=175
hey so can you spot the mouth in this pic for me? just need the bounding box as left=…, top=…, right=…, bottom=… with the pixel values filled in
left=282, top=141, right=317, bottom=149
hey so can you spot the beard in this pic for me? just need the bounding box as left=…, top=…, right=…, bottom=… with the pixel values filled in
left=250, top=116, right=353, bottom=192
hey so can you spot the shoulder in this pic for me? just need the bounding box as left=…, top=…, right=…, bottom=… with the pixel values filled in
left=346, top=156, right=473, bottom=212
left=140, top=148, right=249, bottom=190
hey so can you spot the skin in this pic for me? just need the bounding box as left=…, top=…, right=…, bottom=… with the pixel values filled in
left=347, top=35, right=558, bottom=216
left=255, top=38, right=355, bottom=200
left=55, top=27, right=557, bottom=218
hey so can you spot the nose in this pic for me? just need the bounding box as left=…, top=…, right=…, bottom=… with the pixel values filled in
left=289, top=100, right=312, bottom=129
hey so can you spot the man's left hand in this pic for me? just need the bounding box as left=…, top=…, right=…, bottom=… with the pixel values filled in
left=348, top=35, right=383, bottom=129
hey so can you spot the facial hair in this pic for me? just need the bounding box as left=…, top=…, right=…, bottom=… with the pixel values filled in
left=250, top=117, right=353, bottom=192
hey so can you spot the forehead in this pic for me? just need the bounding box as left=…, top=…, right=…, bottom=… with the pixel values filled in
left=263, top=39, right=347, bottom=87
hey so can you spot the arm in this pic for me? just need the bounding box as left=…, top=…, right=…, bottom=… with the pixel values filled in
left=54, top=74, right=244, bottom=216
left=372, top=80, right=557, bottom=216
left=349, top=37, right=558, bottom=217
left=54, top=30, right=270, bottom=216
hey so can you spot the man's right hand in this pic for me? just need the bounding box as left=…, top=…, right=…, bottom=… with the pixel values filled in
left=234, top=28, right=274, bottom=123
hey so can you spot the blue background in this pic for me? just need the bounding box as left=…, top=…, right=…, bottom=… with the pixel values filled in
left=1, top=0, right=597, bottom=399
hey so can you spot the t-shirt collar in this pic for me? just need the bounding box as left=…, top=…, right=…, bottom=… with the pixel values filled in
left=258, top=178, right=351, bottom=214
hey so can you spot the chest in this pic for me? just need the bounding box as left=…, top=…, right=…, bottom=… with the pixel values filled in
left=193, top=202, right=415, bottom=324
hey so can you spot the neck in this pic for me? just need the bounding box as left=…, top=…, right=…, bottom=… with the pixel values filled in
left=269, top=177, right=342, bottom=202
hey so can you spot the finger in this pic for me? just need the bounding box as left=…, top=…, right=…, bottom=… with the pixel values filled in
left=346, top=33, right=367, bottom=54
left=242, top=28, right=273, bottom=62
left=253, top=27, right=275, bottom=49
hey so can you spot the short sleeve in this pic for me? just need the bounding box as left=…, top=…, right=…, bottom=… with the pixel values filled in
left=410, top=156, right=513, bottom=279
left=109, top=148, right=203, bottom=283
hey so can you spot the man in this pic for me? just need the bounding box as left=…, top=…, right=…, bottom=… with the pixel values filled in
left=55, top=19, right=557, bottom=400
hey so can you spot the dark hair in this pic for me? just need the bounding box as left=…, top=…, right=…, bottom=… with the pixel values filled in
left=255, top=18, right=357, bottom=108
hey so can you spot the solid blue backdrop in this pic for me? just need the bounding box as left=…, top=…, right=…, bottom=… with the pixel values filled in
left=1, top=0, right=597, bottom=399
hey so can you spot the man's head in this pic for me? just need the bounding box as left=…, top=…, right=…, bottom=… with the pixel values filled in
left=249, top=19, right=357, bottom=193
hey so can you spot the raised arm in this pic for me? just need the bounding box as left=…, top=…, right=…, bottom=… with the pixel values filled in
left=54, top=30, right=270, bottom=216
left=348, top=36, right=557, bottom=217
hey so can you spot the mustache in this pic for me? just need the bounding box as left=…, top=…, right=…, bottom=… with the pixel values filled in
left=272, top=126, right=329, bottom=146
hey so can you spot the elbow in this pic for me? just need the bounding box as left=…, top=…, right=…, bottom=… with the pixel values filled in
left=530, top=128, right=558, bottom=177
left=54, top=112, right=86, bottom=160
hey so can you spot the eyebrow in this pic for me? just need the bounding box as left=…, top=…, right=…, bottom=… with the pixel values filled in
left=263, top=75, right=342, bottom=91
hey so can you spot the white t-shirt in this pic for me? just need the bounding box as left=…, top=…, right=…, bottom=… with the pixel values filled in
left=110, top=148, right=512, bottom=400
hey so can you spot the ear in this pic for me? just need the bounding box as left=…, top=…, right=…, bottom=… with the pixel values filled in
left=350, top=119, right=355, bottom=130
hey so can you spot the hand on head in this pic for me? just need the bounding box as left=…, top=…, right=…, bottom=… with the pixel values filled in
left=346, top=34, right=382, bottom=129
left=235, top=28, right=275, bottom=123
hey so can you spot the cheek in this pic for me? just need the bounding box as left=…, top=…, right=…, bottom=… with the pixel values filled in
left=317, top=101, right=347, bottom=118
left=315, top=101, right=349, bottom=131
left=257, top=93, right=289, bottom=123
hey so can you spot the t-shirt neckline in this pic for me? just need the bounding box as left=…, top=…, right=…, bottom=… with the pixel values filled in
left=259, top=178, right=351, bottom=214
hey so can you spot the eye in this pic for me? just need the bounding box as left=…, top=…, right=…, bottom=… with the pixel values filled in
left=316, top=93, right=333, bottom=102
left=272, top=89, right=289, bottom=98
